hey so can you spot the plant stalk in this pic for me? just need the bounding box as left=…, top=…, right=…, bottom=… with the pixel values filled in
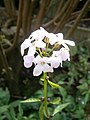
left=44, top=72, right=49, bottom=117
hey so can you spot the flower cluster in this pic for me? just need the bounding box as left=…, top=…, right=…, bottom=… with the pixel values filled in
left=21, top=27, right=75, bottom=76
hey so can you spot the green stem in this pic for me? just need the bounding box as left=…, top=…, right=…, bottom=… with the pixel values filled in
left=44, top=72, right=49, bottom=117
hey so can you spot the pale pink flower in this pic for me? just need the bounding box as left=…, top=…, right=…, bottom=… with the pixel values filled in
left=56, top=33, right=75, bottom=49
left=59, top=47, right=70, bottom=61
left=21, top=27, right=75, bottom=76
left=50, top=56, right=62, bottom=68
left=52, top=51, right=63, bottom=67
left=33, top=55, right=53, bottom=76
left=52, top=47, right=70, bottom=66
left=23, top=55, right=34, bottom=68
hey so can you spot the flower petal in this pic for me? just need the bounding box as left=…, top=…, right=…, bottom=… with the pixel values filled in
left=63, top=40, right=75, bottom=46
left=43, top=57, right=51, bottom=63
left=27, top=45, right=36, bottom=56
left=40, top=27, right=49, bottom=36
left=35, top=41, right=46, bottom=48
left=29, top=29, right=41, bottom=41
left=21, top=38, right=31, bottom=56
left=33, top=64, right=43, bottom=76
left=50, top=56, right=62, bottom=68
left=61, top=43, right=70, bottom=50
left=24, top=61, right=32, bottom=68
left=33, top=55, right=42, bottom=64
left=29, top=27, right=48, bottom=41
left=52, top=50, right=60, bottom=57
left=60, top=48, right=70, bottom=61
left=43, top=64, right=53, bottom=73
left=23, top=55, right=34, bottom=68
left=56, top=33, right=63, bottom=40
left=48, top=33, right=57, bottom=45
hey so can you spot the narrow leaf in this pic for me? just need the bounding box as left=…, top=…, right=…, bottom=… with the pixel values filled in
left=21, top=98, right=40, bottom=103
left=50, top=97, right=61, bottom=105
left=52, top=103, right=70, bottom=116
left=39, top=104, right=44, bottom=120
left=48, top=80, right=60, bottom=88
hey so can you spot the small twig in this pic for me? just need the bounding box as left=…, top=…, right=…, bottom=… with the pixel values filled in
left=55, top=0, right=65, bottom=16
left=67, top=10, right=80, bottom=22
left=4, top=0, right=16, bottom=18
left=0, top=44, right=13, bottom=80
left=67, top=17, right=90, bottom=25
left=43, top=0, right=71, bottom=28
left=27, top=0, right=33, bottom=35
left=13, top=0, right=23, bottom=46
left=6, top=0, right=23, bottom=53
left=35, top=0, right=51, bottom=29
left=54, top=0, right=79, bottom=32
left=11, top=95, right=27, bottom=99
left=65, top=0, right=90, bottom=39
left=22, top=0, right=32, bottom=37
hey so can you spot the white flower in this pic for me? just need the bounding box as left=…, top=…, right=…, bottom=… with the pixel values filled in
left=29, top=27, right=59, bottom=45
left=56, top=33, right=75, bottom=49
left=23, top=55, right=34, bottom=68
left=50, top=55, right=62, bottom=68
left=33, top=55, right=53, bottom=76
left=21, top=27, right=75, bottom=76
left=29, top=27, right=49, bottom=41
left=27, top=45, right=36, bottom=56
left=29, top=27, right=58, bottom=45
left=21, top=38, right=31, bottom=56
left=47, top=33, right=58, bottom=45
left=59, top=47, right=70, bottom=61
left=52, top=47, right=70, bottom=66
left=52, top=51, right=62, bottom=67
left=27, top=39, right=46, bottom=56
left=21, top=36, right=46, bottom=56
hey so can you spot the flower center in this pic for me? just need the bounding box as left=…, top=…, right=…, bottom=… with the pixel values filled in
left=41, top=61, right=45, bottom=65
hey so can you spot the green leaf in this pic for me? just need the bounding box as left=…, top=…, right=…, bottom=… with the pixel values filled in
left=52, top=103, right=70, bottom=116
left=0, top=115, right=6, bottom=120
left=4, top=110, right=15, bottom=120
left=39, top=104, right=44, bottom=120
left=85, top=92, right=90, bottom=104
left=77, top=83, right=88, bottom=91
left=3, top=112, right=12, bottom=120
left=0, top=105, right=9, bottom=114
left=50, top=97, right=61, bottom=105
left=0, top=88, right=10, bottom=104
left=48, top=80, right=60, bottom=88
left=69, top=46, right=77, bottom=56
left=59, top=86, right=67, bottom=100
left=10, top=100, right=20, bottom=107
left=21, top=98, right=40, bottom=103
left=17, top=104, right=23, bottom=119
